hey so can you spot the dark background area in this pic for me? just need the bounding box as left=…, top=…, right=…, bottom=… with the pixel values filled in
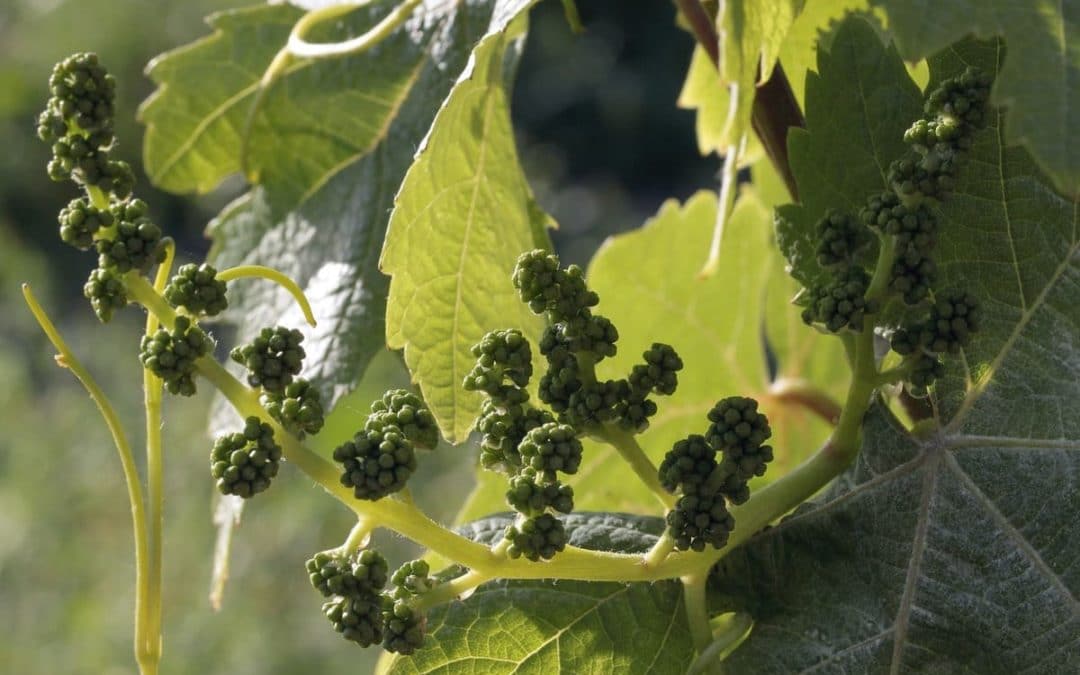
left=0, top=1, right=716, bottom=672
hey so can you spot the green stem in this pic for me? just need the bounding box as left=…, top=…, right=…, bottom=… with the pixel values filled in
left=594, top=426, right=675, bottom=509
left=682, top=573, right=713, bottom=653
left=560, top=0, right=584, bottom=33
left=286, top=0, right=422, bottom=59
left=643, top=530, right=676, bottom=568
left=342, top=518, right=375, bottom=553
left=865, top=235, right=897, bottom=306
left=699, top=135, right=745, bottom=278
left=22, top=285, right=153, bottom=675
left=141, top=349, right=164, bottom=671
left=86, top=184, right=109, bottom=210
left=216, top=265, right=317, bottom=327
left=140, top=240, right=172, bottom=672
left=412, top=568, right=493, bottom=613
left=121, top=273, right=880, bottom=588
left=688, top=613, right=754, bottom=674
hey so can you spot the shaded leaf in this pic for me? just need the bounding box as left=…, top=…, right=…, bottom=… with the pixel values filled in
left=775, top=15, right=923, bottom=288
left=871, top=0, right=1080, bottom=197
left=714, top=35, right=1080, bottom=673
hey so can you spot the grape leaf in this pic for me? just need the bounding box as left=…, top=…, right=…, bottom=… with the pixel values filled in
left=775, top=15, right=923, bottom=289
left=712, top=32, right=1080, bottom=673
left=776, top=0, right=871, bottom=108
left=202, top=1, right=543, bottom=414
left=199, top=0, right=542, bottom=596
left=144, top=2, right=536, bottom=212
left=380, top=18, right=551, bottom=442
left=678, top=45, right=762, bottom=162
left=871, top=0, right=1080, bottom=198
left=714, top=0, right=805, bottom=149
left=456, top=186, right=847, bottom=522
left=379, top=513, right=693, bottom=675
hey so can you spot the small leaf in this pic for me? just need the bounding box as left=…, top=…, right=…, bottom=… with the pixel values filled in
left=381, top=19, right=551, bottom=442
left=678, top=45, right=762, bottom=161
left=775, top=15, right=923, bottom=288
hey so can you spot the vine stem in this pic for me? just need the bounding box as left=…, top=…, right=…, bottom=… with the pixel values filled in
left=342, top=518, right=375, bottom=553
left=120, top=275, right=878, bottom=584
left=21, top=285, right=154, bottom=675
left=138, top=238, right=175, bottom=673
left=643, top=531, right=676, bottom=568
left=594, top=426, right=675, bottom=509
left=216, top=265, right=317, bottom=327
left=286, top=0, right=422, bottom=59
left=682, top=573, right=713, bottom=653
left=413, top=568, right=493, bottom=613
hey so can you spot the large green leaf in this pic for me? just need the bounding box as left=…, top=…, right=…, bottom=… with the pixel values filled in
left=775, top=15, right=923, bottom=288
left=713, top=35, right=1080, bottom=673
left=871, top=0, right=1080, bottom=198
left=456, top=186, right=847, bottom=522
left=200, top=0, right=542, bottom=595
left=381, top=19, right=550, bottom=442
left=380, top=513, right=694, bottom=674
left=140, top=4, right=297, bottom=196
left=143, top=1, right=533, bottom=212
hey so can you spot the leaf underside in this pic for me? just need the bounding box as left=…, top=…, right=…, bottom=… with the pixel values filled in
left=715, top=18, right=1080, bottom=673
left=871, top=0, right=1080, bottom=198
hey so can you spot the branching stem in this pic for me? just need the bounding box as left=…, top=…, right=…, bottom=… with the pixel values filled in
left=682, top=573, right=713, bottom=653
left=594, top=426, right=675, bottom=509
left=644, top=531, right=676, bottom=568
left=120, top=271, right=884, bottom=611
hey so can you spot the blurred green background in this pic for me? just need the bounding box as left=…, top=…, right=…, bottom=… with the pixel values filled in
left=0, top=0, right=713, bottom=672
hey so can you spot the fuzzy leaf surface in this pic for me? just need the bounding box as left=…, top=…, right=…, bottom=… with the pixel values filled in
left=775, top=15, right=923, bottom=289
left=871, top=0, right=1080, bottom=197
left=380, top=513, right=693, bottom=675
left=714, top=35, right=1080, bottom=673
left=381, top=20, right=550, bottom=442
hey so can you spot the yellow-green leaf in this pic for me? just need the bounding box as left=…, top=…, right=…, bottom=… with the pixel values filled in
left=381, top=19, right=551, bottom=442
